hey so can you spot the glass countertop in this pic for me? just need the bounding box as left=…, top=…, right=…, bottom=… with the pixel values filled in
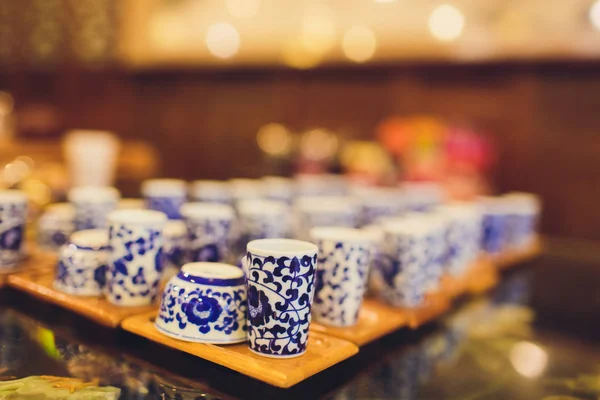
left=0, top=247, right=598, bottom=399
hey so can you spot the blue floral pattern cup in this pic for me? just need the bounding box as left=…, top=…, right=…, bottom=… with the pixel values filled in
left=0, top=190, right=27, bottom=269
left=504, top=193, right=541, bottom=250
left=142, top=179, right=187, bottom=220
left=156, top=262, right=247, bottom=343
left=190, top=180, right=232, bottom=204
left=237, top=199, right=292, bottom=243
left=478, top=197, right=510, bottom=255
left=68, top=186, right=120, bottom=231
left=352, top=187, right=407, bottom=226
left=106, top=209, right=167, bottom=306
left=310, top=227, right=373, bottom=327
left=37, top=203, right=75, bottom=252
left=53, top=229, right=109, bottom=296
left=181, top=202, right=235, bottom=264
left=244, top=238, right=318, bottom=358
left=292, top=196, right=361, bottom=240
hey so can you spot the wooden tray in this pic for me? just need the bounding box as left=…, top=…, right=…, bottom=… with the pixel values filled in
left=399, top=291, right=452, bottom=329
left=311, top=299, right=408, bottom=346
left=440, top=257, right=499, bottom=298
left=494, top=236, right=543, bottom=270
left=0, top=249, right=56, bottom=288
left=8, top=267, right=157, bottom=328
left=121, top=311, right=359, bottom=389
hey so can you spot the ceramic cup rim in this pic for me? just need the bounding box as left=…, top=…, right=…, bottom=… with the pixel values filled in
left=177, top=262, right=245, bottom=286
left=237, top=199, right=288, bottom=216
left=0, top=189, right=27, bottom=204
left=108, top=209, right=167, bottom=226
left=247, top=238, right=318, bottom=257
left=164, top=220, right=186, bottom=237
left=68, top=186, right=120, bottom=203
left=142, top=179, right=187, bottom=196
left=310, top=226, right=373, bottom=243
left=180, top=202, right=234, bottom=220
left=69, top=229, right=109, bottom=250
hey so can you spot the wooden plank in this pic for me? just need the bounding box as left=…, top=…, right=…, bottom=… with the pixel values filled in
left=494, top=236, right=543, bottom=270
left=121, top=311, right=359, bottom=389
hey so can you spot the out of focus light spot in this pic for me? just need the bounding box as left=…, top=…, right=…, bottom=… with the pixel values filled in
left=589, top=0, right=600, bottom=31
left=257, top=123, right=293, bottom=156
left=0, top=92, right=14, bottom=115
left=21, top=179, right=52, bottom=205
left=300, top=4, right=336, bottom=55
left=3, top=160, right=30, bottom=184
left=282, top=38, right=323, bottom=69
left=150, top=11, right=187, bottom=49
left=206, top=23, right=240, bottom=59
left=16, top=156, right=35, bottom=171
left=374, top=0, right=397, bottom=3
left=428, top=4, right=465, bottom=42
left=509, top=341, right=548, bottom=378
left=226, top=0, right=261, bottom=19
left=342, top=26, right=377, bottom=63
left=300, top=128, right=339, bottom=160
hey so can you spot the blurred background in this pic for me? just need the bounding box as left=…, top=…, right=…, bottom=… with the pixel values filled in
left=1, top=0, right=600, bottom=239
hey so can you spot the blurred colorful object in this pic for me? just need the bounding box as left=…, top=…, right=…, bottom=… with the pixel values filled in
left=376, top=115, right=496, bottom=198
left=0, top=376, right=120, bottom=399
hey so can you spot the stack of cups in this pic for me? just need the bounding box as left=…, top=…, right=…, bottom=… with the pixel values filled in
left=0, top=190, right=27, bottom=269
left=37, top=203, right=75, bottom=251
left=504, top=192, right=541, bottom=249
left=181, top=203, right=235, bottom=263
left=142, top=179, right=187, bottom=220
left=190, top=180, right=232, bottom=204
left=68, top=186, right=120, bottom=231
left=436, top=203, right=482, bottom=277
left=292, top=196, right=361, bottom=240
left=243, top=239, right=318, bottom=358
left=310, top=227, right=373, bottom=327
left=106, top=209, right=167, bottom=306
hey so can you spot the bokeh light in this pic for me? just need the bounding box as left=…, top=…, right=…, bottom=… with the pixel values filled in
left=206, top=23, right=240, bottom=59
left=342, top=26, right=377, bottom=63
left=509, top=341, right=548, bottom=378
left=300, top=128, right=339, bottom=160
left=589, top=0, right=600, bottom=31
left=226, top=0, right=261, bottom=19
left=428, top=4, right=465, bottom=42
left=300, top=4, right=336, bottom=55
left=282, top=38, right=323, bottom=69
left=257, top=123, right=293, bottom=156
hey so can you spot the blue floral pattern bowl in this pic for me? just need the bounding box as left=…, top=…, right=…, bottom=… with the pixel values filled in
left=53, top=229, right=109, bottom=296
left=156, top=262, right=247, bottom=344
left=244, top=238, right=318, bottom=359
left=0, top=190, right=28, bottom=269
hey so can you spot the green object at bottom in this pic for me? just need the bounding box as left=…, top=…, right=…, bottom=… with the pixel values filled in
left=0, top=376, right=120, bottom=399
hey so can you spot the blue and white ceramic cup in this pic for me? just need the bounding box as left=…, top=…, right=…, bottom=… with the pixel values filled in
left=310, top=227, right=373, bottom=327
left=0, top=190, right=27, bottom=269
left=244, top=238, right=318, bottom=358
left=261, top=176, right=295, bottom=203
left=402, top=182, right=445, bottom=213
left=142, top=179, right=187, bottom=220
left=163, top=220, right=187, bottom=270
left=181, top=202, right=235, bottom=263
left=156, top=262, right=247, bottom=343
left=504, top=192, right=541, bottom=249
left=379, top=219, right=430, bottom=308
left=237, top=199, right=292, bottom=243
left=68, top=186, right=120, bottom=231
left=292, top=196, right=361, bottom=240
left=54, top=229, right=109, bottom=296
left=353, top=187, right=407, bottom=226
left=106, top=209, right=167, bottom=306
left=436, top=203, right=482, bottom=277
left=478, top=196, right=510, bottom=255
left=37, top=203, right=75, bottom=252
left=229, top=178, right=264, bottom=204
left=190, top=180, right=232, bottom=204
left=362, top=225, right=387, bottom=297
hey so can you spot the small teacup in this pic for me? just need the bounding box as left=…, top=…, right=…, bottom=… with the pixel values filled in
left=181, top=202, right=235, bottom=263
left=362, top=224, right=386, bottom=296
left=142, top=179, right=187, bottom=220
left=236, top=199, right=291, bottom=242
left=261, top=176, right=295, bottom=203
left=229, top=179, right=264, bottom=204
left=54, top=229, right=109, bottom=296
left=190, top=180, right=232, bottom=204
left=0, top=190, right=28, bottom=269
left=310, top=227, right=373, bottom=327
left=68, top=186, right=120, bottom=231
left=402, top=182, right=445, bottom=212
left=106, top=209, right=167, bottom=306
left=156, top=262, right=247, bottom=344
left=244, top=238, right=318, bottom=358
left=503, top=192, right=541, bottom=249
left=292, top=196, right=361, bottom=240
left=353, top=187, right=407, bottom=226
left=163, top=220, right=187, bottom=270
left=37, top=203, right=75, bottom=252
left=478, top=196, right=510, bottom=255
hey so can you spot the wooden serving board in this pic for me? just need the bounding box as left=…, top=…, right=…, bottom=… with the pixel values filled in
left=0, top=249, right=56, bottom=288
left=440, top=257, right=499, bottom=298
left=310, top=299, right=408, bottom=346
left=494, top=236, right=543, bottom=270
left=8, top=268, right=157, bottom=328
left=121, top=311, right=359, bottom=389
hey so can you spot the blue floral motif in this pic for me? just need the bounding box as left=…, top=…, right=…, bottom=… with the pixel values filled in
left=146, top=196, right=185, bottom=220
left=53, top=248, right=107, bottom=296
left=245, top=251, right=317, bottom=357
left=185, top=219, right=232, bottom=263
left=73, top=201, right=116, bottom=231
left=0, top=225, right=23, bottom=251
left=93, top=265, right=107, bottom=287
left=182, top=296, right=223, bottom=333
